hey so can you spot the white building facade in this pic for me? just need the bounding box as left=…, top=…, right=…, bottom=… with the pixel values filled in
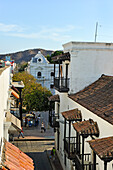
left=0, top=65, right=21, bottom=163
left=49, top=42, right=113, bottom=170
left=28, top=51, right=59, bottom=95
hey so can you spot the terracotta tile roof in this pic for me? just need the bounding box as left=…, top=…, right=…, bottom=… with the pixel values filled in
left=88, top=136, right=113, bottom=161
left=52, top=52, right=70, bottom=62
left=69, top=75, right=113, bottom=125
left=73, top=119, right=99, bottom=137
left=62, top=109, right=82, bottom=121
left=1, top=140, right=34, bottom=170
left=48, top=94, right=60, bottom=102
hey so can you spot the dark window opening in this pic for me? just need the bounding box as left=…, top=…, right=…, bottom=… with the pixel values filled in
left=51, top=72, right=54, bottom=76
left=38, top=58, right=41, bottom=62
left=37, top=72, right=41, bottom=78
left=50, top=84, right=54, bottom=88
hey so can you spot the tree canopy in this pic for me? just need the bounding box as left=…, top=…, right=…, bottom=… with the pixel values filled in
left=13, top=72, right=52, bottom=111
left=45, top=50, right=63, bottom=63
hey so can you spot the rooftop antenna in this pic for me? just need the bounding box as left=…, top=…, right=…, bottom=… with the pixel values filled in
left=95, top=22, right=98, bottom=42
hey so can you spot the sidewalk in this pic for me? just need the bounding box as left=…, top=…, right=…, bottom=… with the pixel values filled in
left=46, top=150, right=63, bottom=170
left=14, top=136, right=54, bottom=141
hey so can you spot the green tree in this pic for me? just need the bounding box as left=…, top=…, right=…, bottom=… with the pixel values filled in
left=13, top=72, right=52, bottom=111
left=17, top=62, right=28, bottom=72
left=51, top=50, right=63, bottom=57
left=45, top=51, right=63, bottom=63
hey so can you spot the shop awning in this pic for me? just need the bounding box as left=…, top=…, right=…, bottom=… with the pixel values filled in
left=11, top=89, right=19, bottom=99
left=1, top=139, right=34, bottom=170
left=62, top=108, right=82, bottom=121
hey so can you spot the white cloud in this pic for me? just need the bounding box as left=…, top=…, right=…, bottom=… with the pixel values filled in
left=0, top=23, right=23, bottom=32
left=2, top=24, right=82, bottom=42
left=6, top=25, right=76, bottom=41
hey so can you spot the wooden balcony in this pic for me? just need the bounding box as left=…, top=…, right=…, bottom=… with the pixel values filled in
left=6, top=111, right=21, bottom=131
left=54, top=77, right=69, bottom=92
left=64, top=137, right=77, bottom=160
left=49, top=115, right=59, bottom=128
left=10, top=107, right=20, bottom=118
left=74, top=153, right=98, bottom=170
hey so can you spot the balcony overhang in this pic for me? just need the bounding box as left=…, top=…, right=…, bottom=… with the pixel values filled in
left=11, top=81, right=24, bottom=89
left=52, top=52, right=70, bottom=62
left=88, top=136, right=113, bottom=162
left=48, top=94, right=60, bottom=102
left=73, top=119, right=99, bottom=138
left=6, top=111, right=21, bottom=132
left=62, top=108, right=82, bottom=121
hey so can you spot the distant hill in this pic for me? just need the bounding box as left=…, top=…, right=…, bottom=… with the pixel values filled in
left=0, top=48, right=54, bottom=63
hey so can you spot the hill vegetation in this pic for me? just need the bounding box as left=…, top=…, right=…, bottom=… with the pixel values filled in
left=0, top=48, right=53, bottom=63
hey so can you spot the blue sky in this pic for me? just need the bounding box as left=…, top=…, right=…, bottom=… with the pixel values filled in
left=0, top=0, right=113, bottom=54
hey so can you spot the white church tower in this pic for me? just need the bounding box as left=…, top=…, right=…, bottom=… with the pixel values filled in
left=29, top=51, right=59, bottom=95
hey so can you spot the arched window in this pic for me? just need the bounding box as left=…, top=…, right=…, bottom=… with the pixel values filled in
left=37, top=72, right=41, bottom=78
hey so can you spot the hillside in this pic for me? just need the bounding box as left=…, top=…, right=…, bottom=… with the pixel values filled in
left=0, top=48, right=54, bottom=63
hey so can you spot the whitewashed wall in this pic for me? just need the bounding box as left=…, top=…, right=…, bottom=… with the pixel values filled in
left=63, top=42, right=113, bottom=94
left=56, top=91, right=113, bottom=170
left=55, top=42, right=113, bottom=170
left=30, top=61, right=59, bottom=95
left=0, top=66, right=11, bottom=160
left=68, top=97, right=113, bottom=170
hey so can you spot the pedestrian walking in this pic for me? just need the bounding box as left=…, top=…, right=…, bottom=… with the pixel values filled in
left=35, top=117, right=39, bottom=126
left=41, top=122, right=46, bottom=133
left=51, top=147, right=56, bottom=160
left=18, top=127, right=24, bottom=138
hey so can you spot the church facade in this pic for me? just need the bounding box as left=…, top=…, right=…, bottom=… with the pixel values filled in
left=29, top=51, right=59, bottom=95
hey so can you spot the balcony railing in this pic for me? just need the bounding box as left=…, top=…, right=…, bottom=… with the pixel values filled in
left=64, top=137, right=77, bottom=159
left=74, top=153, right=98, bottom=170
left=10, top=107, right=20, bottom=118
left=49, top=114, right=59, bottom=128
left=6, top=111, right=21, bottom=130
left=54, top=77, right=70, bottom=92
left=84, top=163, right=98, bottom=170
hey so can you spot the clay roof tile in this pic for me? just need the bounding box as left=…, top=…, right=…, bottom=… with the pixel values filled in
left=69, top=75, right=113, bottom=125
left=62, top=109, right=82, bottom=121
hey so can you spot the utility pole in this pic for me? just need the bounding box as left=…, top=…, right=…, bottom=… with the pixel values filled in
left=95, top=22, right=98, bottom=42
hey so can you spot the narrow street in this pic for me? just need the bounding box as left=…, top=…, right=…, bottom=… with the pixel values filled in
left=12, top=111, right=55, bottom=170
left=13, top=140, right=54, bottom=170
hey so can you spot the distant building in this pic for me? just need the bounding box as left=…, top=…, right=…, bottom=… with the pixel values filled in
left=4, top=56, right=15, bottom=73
left=28, top=51, right=59, bottom=95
